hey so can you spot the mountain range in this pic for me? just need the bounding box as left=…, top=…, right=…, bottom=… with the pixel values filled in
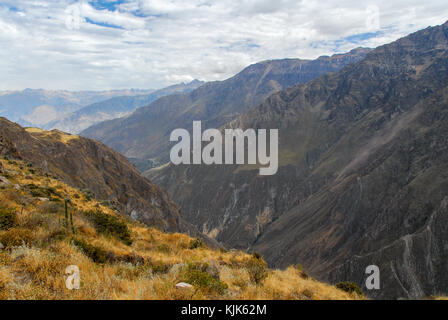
left=43, top=80, right=204, bottom=134
left=0, top=117, right=202, bottom=238
left=146, top=21, right=448, bottom=299
left=82, top=48, right=371, bottom=166
left=1, top=21, right=447, bottom=300
left=0, top=89, right=154, bottom=127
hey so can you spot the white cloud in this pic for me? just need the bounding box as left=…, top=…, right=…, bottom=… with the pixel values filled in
left=0, top=0, right=447, bottom=91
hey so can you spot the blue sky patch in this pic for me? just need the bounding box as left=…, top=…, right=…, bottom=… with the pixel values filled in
left=344, top=31, right=383, bottom=43
left=88, top=0, right=126, bottom=11
left=85, top=17, right=125, bottom=29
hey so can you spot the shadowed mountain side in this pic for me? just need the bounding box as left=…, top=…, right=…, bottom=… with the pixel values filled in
left=0, top=117, right=211, bottom=243
left=149, top=21, right=448, bottom=299
left=82, top=49, right=370, bottom=164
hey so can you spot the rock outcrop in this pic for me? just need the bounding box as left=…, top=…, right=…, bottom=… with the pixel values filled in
left=0, top=118, right=198, bottom=235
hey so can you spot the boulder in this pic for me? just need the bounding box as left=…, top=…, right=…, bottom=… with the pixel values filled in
left=175, top=282, right=193, bottom=289
left=0, top=176, right=10, bottom=187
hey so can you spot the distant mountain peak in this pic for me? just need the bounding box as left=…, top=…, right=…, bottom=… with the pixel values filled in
left=82, top=47, right=370, bottom=164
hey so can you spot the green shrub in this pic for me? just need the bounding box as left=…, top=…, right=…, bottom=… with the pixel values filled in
left=335, top=281, right=363, bottom=296
left=179, top=263, right=227, bottom=295
left=26, top=184, right=61, bottom=199
left=72, top=238, right=109, bottom=264
left=82, top=189, right=95, bottom=201
left=188, top=238, right=204, bottom=249
left=46, top=229, right=67, bottom=242
left=150, top=261, right=171, bottom=274
left=0, top=207, right=16, bottom=230
left=83, top=211, right=132, bottom=245
left=219, top=247, right=228, bottom=254
left=295, top=263, right=310, bottom=279
left=246, top=257, right=268, bottom=285
left=252, top=252, right=263, bottom=260
left=0, top=228, right=34, bottom=247
left=302, top=289, right=314, bottom=299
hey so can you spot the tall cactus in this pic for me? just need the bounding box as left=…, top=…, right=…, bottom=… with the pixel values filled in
left=70, top=209, right=75, bottom=234
left=64, top=199, right=69, bottom=229
left=64, top=199, right=74, bottom=233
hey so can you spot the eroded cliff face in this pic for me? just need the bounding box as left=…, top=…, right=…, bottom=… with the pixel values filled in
left=149, top=22, right=448, bottom=298
left=0, top=117, right=198, bottom=236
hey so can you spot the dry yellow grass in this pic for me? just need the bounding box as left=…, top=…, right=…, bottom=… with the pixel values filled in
left=0, top=158, right=363, bottom=300
left=25, top=127, right=79, bottom=143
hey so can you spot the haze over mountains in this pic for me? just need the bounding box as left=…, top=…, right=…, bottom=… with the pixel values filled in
left=82, top=48, right=371, bottom=167
left=147, top=21, right=448, bottom=299
left=0, top=89, right=154, bottom=127
left=0, top=81, right=204, bottom=134
left=1, top=17, right=447, bottom=300
left=43, top=80, right=204, bottom=134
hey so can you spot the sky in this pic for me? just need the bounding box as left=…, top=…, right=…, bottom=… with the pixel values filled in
left=0, top=0, right=447, bottom=91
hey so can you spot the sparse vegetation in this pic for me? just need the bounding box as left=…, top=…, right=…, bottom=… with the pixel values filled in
left=295, top=263, right=310, bottom=279
left=83, top=210, right=132, bottom=245
left=335, top=281, right=363, bottom=296
left=0, top=207, right=16, bottom=230
left=246, top=255, right=268, bottom=285
left=81, top=189, right=95, bottom=201
left=72, top=238, right=109, bottom=264
left=179, top=262, right=228, bottom=295
left=0, top=158, right=365, bottom=300
left=188, top=238, right=204, bottom=249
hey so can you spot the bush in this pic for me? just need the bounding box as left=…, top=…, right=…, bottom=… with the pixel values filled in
left=188, top=238, right=204, bottom=249
left=83, top=211, right=132, bottom=245
left=302, top=289, right=313, bottom=299
left=335, top=281, right=363, bottom=296
left=26, top=184, right=61, bottom=199
left=219, top=247, right=228, bottom=254
left=150, top=261, right=171, bottom=274
left=82, top=189, right=95, bottom=201
left=246, top=257, right=268, bottom=285
left=0, top=229, right=34, bottom=247
left=295, top=263, right=310, bottom=279
left=179, top=263, right=227, bottom=295
left=252, top=252, right=263, bottom=260
left=0, top=207, right=16, bottom=230
left=72, top=238, right=109, bottom=264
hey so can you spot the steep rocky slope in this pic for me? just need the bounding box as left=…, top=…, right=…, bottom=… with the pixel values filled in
left=0, top=117, right=195, bottom=235
left=82, top=49, right=370, bottom=164
left=0, top=159, right=361, bottom=300
left=149, top=22, right=448, bottom=299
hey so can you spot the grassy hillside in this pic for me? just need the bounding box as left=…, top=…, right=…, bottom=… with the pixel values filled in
left=0, top=158, right=361, bottom=300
